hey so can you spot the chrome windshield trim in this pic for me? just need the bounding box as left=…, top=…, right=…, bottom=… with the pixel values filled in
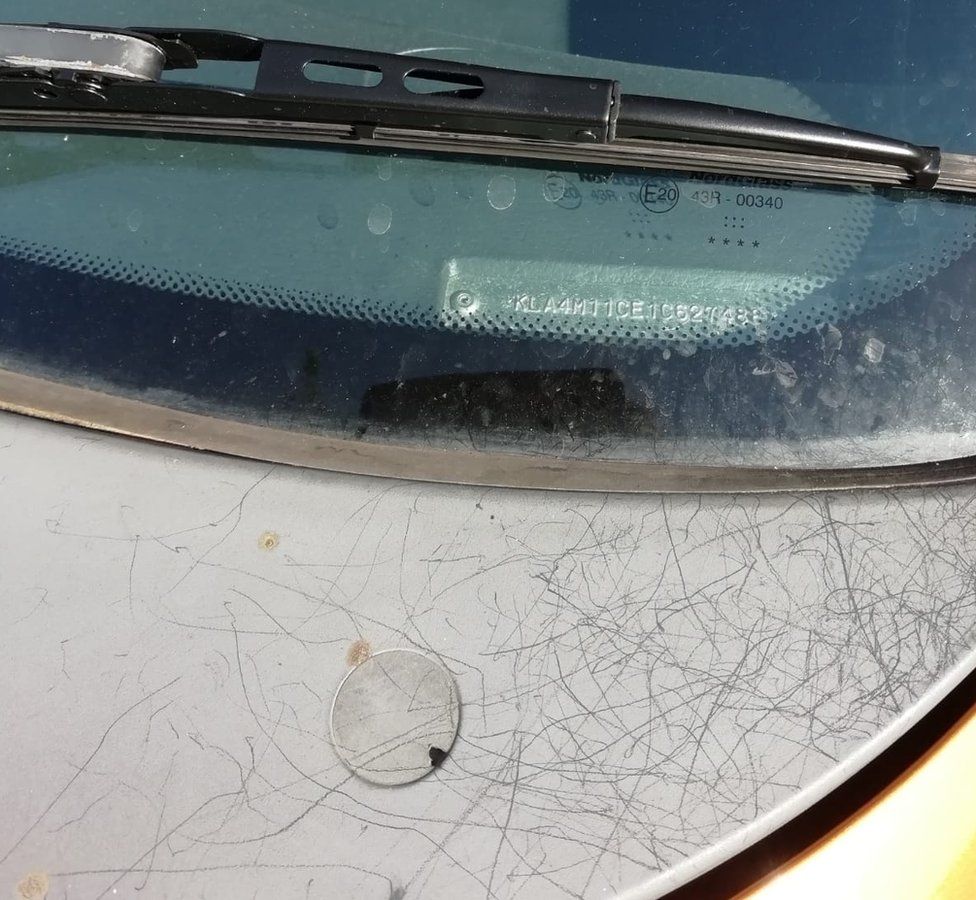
left=1, top=368, right=974, bottom=493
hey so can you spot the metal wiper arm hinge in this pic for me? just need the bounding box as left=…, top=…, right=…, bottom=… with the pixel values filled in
left=0, top=23, right=967, bottom=195
left=0, top=24, right=619, bottom=142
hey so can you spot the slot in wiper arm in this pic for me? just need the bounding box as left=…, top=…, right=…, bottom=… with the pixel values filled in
left=0, top=23, right=968, bottom=195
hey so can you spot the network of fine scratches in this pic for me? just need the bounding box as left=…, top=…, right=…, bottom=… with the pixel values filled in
left=1, top=414, right=975, bottom=899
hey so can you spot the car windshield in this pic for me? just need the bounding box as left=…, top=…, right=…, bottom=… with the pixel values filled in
left=3, top=1, right=976, bottom=477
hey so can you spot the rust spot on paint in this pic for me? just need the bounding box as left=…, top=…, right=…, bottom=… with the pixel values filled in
left=17, top=873, right=49, bottom=900
left=346, top=639, right=372, bottom=667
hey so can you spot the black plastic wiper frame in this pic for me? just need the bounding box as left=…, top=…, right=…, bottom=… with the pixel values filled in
left=0, top=23, right=973, bottom=195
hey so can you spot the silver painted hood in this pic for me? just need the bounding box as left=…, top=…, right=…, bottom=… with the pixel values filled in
left=2, top=413, right=974, bottom=897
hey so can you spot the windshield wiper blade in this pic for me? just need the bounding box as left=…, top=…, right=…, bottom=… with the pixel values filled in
left=0, top=23, right=969, bottom=195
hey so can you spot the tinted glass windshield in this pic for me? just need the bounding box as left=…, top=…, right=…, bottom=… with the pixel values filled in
left=3, top=1, right=976, bottom=478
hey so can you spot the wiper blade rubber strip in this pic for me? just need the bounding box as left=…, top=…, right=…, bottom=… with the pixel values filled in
left=0, top=23, right=970, bottom=195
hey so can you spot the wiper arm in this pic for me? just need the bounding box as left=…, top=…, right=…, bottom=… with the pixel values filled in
left=0, top=23, right=970, bottom=195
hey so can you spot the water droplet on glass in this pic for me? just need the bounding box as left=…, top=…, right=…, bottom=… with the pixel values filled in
left=543, top=173, right=568, bottom=202
left=452, top=173, right=473, bottom=200
left=126, top=210, right=142, bottom=233
left=409, top=178, right=435, bottom=207
left=539, top=339, right=574, bottom=361
left=863, top=337, right=885, bottom=364
left=376, top=158, right=393, bottom=181
left=487, top=175, right=517, bottom=210
left=818, top=384, right=848, bottom=408
left=367, top=203, right=393, bottom=235
left=752, top=359, right=797, bottom=388
left=821, top=323, right=843, bottom=359
left=773, top=361, right=797, bottom=389
left=317, top=202, right=339, bottom=230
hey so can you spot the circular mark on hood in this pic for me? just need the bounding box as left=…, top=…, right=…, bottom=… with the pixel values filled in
left=330, top=648, right=460, bottom=785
